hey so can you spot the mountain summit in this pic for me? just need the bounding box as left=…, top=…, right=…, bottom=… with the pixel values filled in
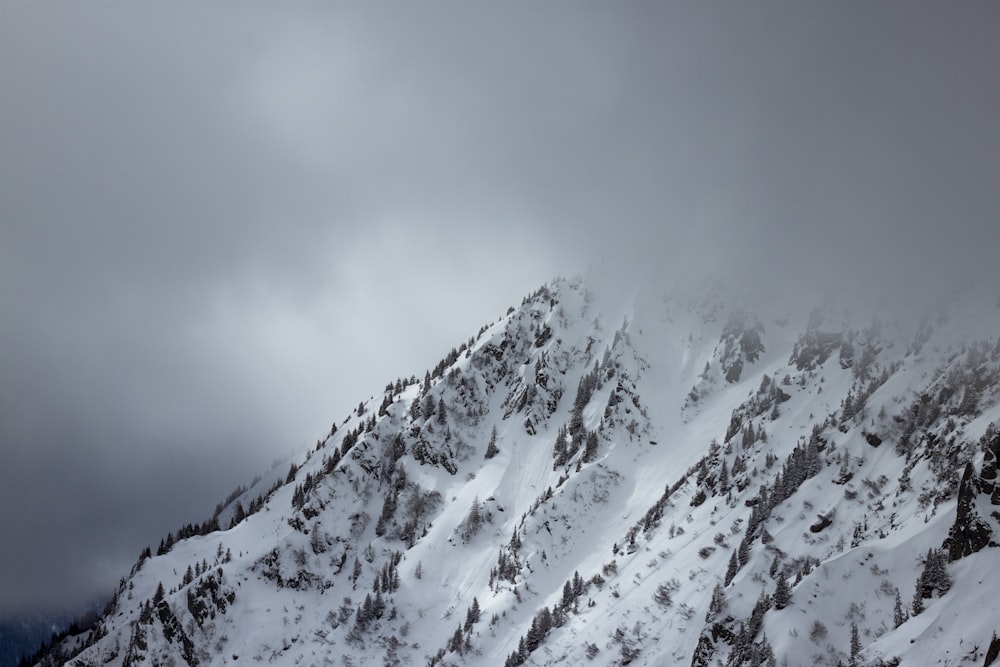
left=30, top=275, right=1000, bottom=666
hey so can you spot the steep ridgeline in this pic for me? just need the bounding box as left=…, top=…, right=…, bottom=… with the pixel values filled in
left=31, top=276, right=1000, bottom=667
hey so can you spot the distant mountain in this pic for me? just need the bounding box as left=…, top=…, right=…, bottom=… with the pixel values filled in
left=1, top=612, right=76, bottom=667
left=30, top=273, right=1000, bottom=666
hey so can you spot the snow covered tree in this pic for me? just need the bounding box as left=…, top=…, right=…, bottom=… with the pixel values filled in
left=485, top=425, right=500, bottom=459
left=707, top=583, right=726, bottom=619
left=448, top=625, right=464, bottom=654
left=725, top=550, right=740, bottom=585
left=849, top=621, right=861, bottom=666
left=464, top=597, right=481, bottom=631
left=461, top=497, right=483, bottom=541
left=562, top=580, right=575, bottom=609
left=773, top=575, right=791, bottom=610
left=916, top=548, right=951, bottom=599
left=552, top=426, right=569, bottom=468
left=583, top=430, right=599, bottom=463
left=911, top=585, right=924, bottom=616
left=893, top=589, right=906, bottom=628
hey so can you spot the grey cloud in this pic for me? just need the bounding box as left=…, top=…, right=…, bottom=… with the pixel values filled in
left=2, top=1, right=999, bottom=615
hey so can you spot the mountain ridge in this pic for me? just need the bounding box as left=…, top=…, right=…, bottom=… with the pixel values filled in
left=28, top=273, right=1000, bottom=667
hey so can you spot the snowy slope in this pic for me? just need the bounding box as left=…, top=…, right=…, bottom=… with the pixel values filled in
left=33, top=274, right=1000, bottom=667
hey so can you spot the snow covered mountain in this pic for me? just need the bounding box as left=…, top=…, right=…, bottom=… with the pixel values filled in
left=30, top=273, right=1000, bottom=667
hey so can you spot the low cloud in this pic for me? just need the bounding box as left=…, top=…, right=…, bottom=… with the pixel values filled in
left=1, top=1, right=998, bottom=615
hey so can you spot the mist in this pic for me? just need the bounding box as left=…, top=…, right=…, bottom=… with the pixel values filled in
left=1, top=1, right=998, bottom=617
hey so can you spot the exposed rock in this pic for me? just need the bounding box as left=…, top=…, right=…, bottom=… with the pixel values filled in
left=943, top=462, right=993, bottom=562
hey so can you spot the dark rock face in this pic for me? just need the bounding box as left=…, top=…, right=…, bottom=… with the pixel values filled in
left=789, top=330, right=842, bottom=371
left=943, top=463, right=993, bottom=562
left=980, top=429, right=1000, bottom=506
left=984, top=631, right=1000, bottom=667
left=719, top=309, right=765, bottom=383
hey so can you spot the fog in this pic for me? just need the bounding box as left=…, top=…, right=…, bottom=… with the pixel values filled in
left=1, top=1, right=997, bottom=615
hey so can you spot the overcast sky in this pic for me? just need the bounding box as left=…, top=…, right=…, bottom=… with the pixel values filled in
left=1, top=2, right=999, bottom=617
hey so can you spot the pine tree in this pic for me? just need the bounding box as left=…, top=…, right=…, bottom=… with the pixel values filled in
left=449, top=625, right=464, bottom=654
left=911, top=583, right=924, bottom=616
left=232, top=502, right=246, bottom=527
left=464, top=598, right=481, bottom=632
left=552, top=426, right=568, bottom=468
left=463, top=498, right=482, bottom=540
left=849, top=621, right=861, bottom=666
left=725, top=550, right=740, bottom=585
left=537, top=607, right=552, bottom=637
left=485, top=426, right=500, bottom=459
left=917, top=548, right=952, bottom=599
left=893, top=589, right=906, bottom=628
left=738, top=536, right=751, bottom=566
left=579, top=430, right=598, bottom=463
left=509, top=528, right=521, bottom=551
left=708, top=583, right=726, bottom=618
left=562, top=580, right=575, bottom=609
left=773, top=576, right=791, bottom=610
left=351, top=557, right=362, bottom=588
left=525, top=617, right=542, bottom=653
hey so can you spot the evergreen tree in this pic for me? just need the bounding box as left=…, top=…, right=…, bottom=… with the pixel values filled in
left=738, top=536, right=751, bottom=566
left=464, top=597, right=481, bottom=631
left=485, top=426, right=500, bottom=459
left=552, top=426, right=568, bottom=468
left=849, top=621, right=861, bottom=666
left=773, top=575, right=791, bottom=610
left=911, top=583, right=924, bottom=616
left=231, top=502, right=246, bottom=527
left=562, top=580, right=575, bottom=609
left=725, top=550, right=740, bottom=585
left=917, top=548, right=952, bottom=599
left=708, top=583, right=726, bottom=618
left=462, top=497, right=482, bottom=540
left=583, top=430, right=600, bottom=463
left=525, top=617, right=542, bottom=653
left=351, top=557, right=362, bottom=588
left=893, top=589, right=906, bottom=628
left=537, top=607, right=552, bottom=636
